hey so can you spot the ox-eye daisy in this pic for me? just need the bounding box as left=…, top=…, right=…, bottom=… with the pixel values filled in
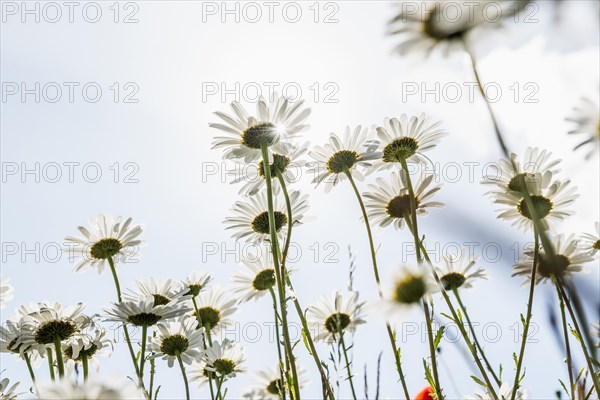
left=466, top=383, right=527, bottom=400
left=0, top=377, right=20, bottom=400
left=0, top=277, right=14, bottom=310
left=435, top=254, right=487, bottom=291
left=200, top=339, right=247, bottom=379
left=566, top=97, right=600, bottom=159
left=384, top=265, right=437, bottom=322
left=63, top=322, right=112, bottom=374
left=124, top=278, right=183, bottom=306
left=580, top=222, right=600, bottom=255
left=104, top=295, right=189, bottom=327
left=211, top=95, right=310, bottom=163
left=148, top=317, right=204, bottom=367
left=190, top=286, right=237, bottom=333
left=231, top=257, right=277, bottom=303
left=307, top=291, right=366, bottom=343
left=242, top=365, right=309, bottom=400
left=179, top=272, right=213, bottom=298
left=21, top=302, right=90, bottom=348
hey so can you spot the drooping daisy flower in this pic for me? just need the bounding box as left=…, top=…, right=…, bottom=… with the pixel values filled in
left=566, top=97, right=600, bottom=159
left=231, top=257, right=277, bottom=303
left=580, top=222, right=600, bottom=255
left=211, top=95, right=311, bottom=163
left=36, top=379, right=144, bottom=400
left=64, top=213, right=144, bottom=274
left=224, top=188, right=309, bottom=243
left=307, top=291, right=366, bottom=343
left=384, top=265, right=437, bottom=321
left=0, top=277, right=14, bottom=310
left=63, top=319, right=112, bottom=372
left=190, top=286, right=237, bottom=333
left=21, top=302, right=91, bottom=349
left=466, top=382, right=527, bottom=400
left=363, top=171, right=443, bottom=230
left=513, top=234, right=594, bottom=285
left=104, top=295, right=190, bottom=327
left=178, top=272, right=213, bottom=298
left=435, top=254, right=487, bottom=291
left=124, top=278, right=183, bottom=306
left=388, top=0, right=528, bottom=57
left=492, top=172, right=578, bottom=232
left=307, top=126, right=381, bottom=192
left=148, top=317, right=204, bottom=367
left=0, top=319, right=36, bottom=359
left=370, top=114, right=447, bottom=171
left=242, top=365, right=309, bottom=400
left=0, top=377, right=20, bottom=400
left=200, top=339, right=247, bottom=379
left=483, top=147, right=561, bottom=196
left=228, top=143, right=308, bottom=196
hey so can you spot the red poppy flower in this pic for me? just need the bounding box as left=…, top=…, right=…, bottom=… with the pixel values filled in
left=415, top=386, right=435, bottom=400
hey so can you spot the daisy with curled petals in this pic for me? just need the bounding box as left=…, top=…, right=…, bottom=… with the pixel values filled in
left=242, top=365, right=309, bottom=400
left=210, top=95, right=311, bottom=163
left=36, top=379, right=144, bottom=400
left=364, top=171, right=443, bottom=230
left=64, top=213, right=144, bottom=274
left=63, top=318, right=112, bottom=377
left=0, top=277, right=14, bottom=310
left=483, top=147, right=561, bottom=196
left=0, top=377, right=21, bottom=400
left=566, top=97, right=600, bottom=159
left=370, top=114, right=446, bottom=171
left=307, top=291, right=366, bottom=343
left=228, top=143, right=308, bottom=196
left=580, top=222, right=600, bottom=255
left=224, top=187, right=309, bottom=243
left=513, top=234, right=594, bottom=286
left=201, top=339, right=247, bottom=380
left=124, top=278, right=183, bottom=306
left=178, top=272, right=213, bottom=298
left=493, top=172, right=578, bottom=232
left=104, top=295, right=189, bottom=328
left=148, top=317, right=204, bottom=367
left=466, top=383, right=527, bottom=400
left=307, top=126, right=381, bottom=192
left=190, top=286, right=237, bottom=334
left=384, top=265, right=437, bottom=322
left=435, top=253, right=487, bottom=291
left=231, top=257, right=277, bottom=303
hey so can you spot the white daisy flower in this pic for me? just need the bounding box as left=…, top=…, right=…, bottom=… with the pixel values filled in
left=513, top=234, right=594, bottom=285
left=0, top=278, right=14, bottom=310
left=124, top=278, right=183, bottom=306
left=211, top=95, right=311, bottom=163
left=63, top=318, right=112, bottom=372
left=363, top=171, right=444, bottom=230
left=148, top=317, right=204, bottom=367
left=307, top=126, right=381, bottom=192
left=36, top=378, right=144, bottom=400
left=492, top=172, right=578, bottom=232
left=104, top=295, right=190, bottom=327
left=21, top=302, right=91, bottom=348
left=228, top=143, right=308, bottom=196
left=566, top=97, right=600, bottom=159
left=64, top=213, right=144, bottom=274
left=0, top=319, right=36, bottom=360
left=466, top=382, right=527, bottom=400
left=200, top=339, right=247, bottom=379
left=0, top=377, right=21, bottom=400
left=370, top=114, right=447, bottom=170
left=242, top=365, right=309, bottom=400
left=178, top=272, right=213, bottom=297
left=580, top=221, right=600, bottom=255
left=436, top=253, right=487, bottom=291
left=190, top=286, right=238, bottom=334
left=388, top=0, right=528, bottom=57
left=383, top=265, right=437, bottom=322
left=231, top=257, right=277, bottom=303
left=307, top=291, right=366, bottom=343
left=483, top=147, right=561, bottom=196
left=224, top=187, right=309, bottom=244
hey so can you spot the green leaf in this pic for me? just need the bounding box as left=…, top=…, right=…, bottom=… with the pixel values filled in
left=470, top=375, right=487, bottom=388
left=434, top=326, right=445, bottom=350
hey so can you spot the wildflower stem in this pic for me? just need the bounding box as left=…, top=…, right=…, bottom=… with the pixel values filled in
left=260, top=143, right=300, bottom=400
left=511, top=230, right=539, bottom=400
left=270, top=287, right=288, bottom=400
left=82, top=353, right=89, bottom=382
left=339, top=333, right=357, bottom=400
left=276, top=167, right=335, bottom=400
left=204, top=327, right=217, bottom=400
left=555, top=284, right=575, bottom=400
left=192, top=297, right=216, bottom=400
left=343, top=169, right=411, bottom=400
left=452, top=288, right=501, bottom=386
left=176, top=353, right=190, bottom=400
left=215, top=375, right=225, bottom=400
left=554, top=278, right=600, bottom=396
left=46, top=348, right=55, bottom=381
left=139, top=324, right=148, bottom=389
left=53, top=336, right=65, bottom=378
left=149, top=356, right=156, bottom=400
left=24, top=352, right=36, bottom=384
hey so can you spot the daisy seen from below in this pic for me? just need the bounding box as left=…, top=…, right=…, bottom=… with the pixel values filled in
left=307, top=126, right=381, bottom=192
left=63, top=318, right=112, bottom=375
left=307, top=291, right=366, bottom=343
left=0, top=377, right=20, bottom=400
left=231, top=257, right=277, bottom=303
left=228, top=143, right=308, bottom=196
left=466, top=382, right=527, bottom=400
left=580, top=221, right=600, bottom=255
left=148, top=317, right=204, bottom=367
left=124, top=278, right=183, bottom=306
left=492, top=172, right=578, bottom=232
left=363, top=170, right=443, bottom=230
left=224, top=187, right=309, bottom=243
left=370, top=114, right=447, bottom=171
left=64, top=213, right=143, bottom=274
left=35, top=378, right=144, bottom=400
left=200, top=339, right=247, bottom=380
left=513, top=234, right=594, bottom=285
left=384, top=265, right=437, bottom=321
left=0, top=319, right=37, bottom=362
left=104, top=294, right=189, bottom=328
left=211, top=94, right=311, bottom=163
left=0, top=277, right=14, bottom=310
left=242, top=365, right=309, bottom=400
left=190, top=286, right=237, bottom=334
left=178, top=272, right=213, bottom=298
left=566, top=96, right=600, bottom=159
left=435, top=253, right=487, bottom=291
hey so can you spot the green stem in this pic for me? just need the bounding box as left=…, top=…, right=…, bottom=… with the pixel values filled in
left=555, top=278, right=600, bottom=396
left=82, top=354, right=89, bottom=382
left=260, top=143, right=300, bottom=400
left=192, top=298, right=216, bottom=400
left=24, top=352, right=36, bottom=384
left=139, top=324, right=148, bottom=388
left=556, top=285, right=575, bottom=400
left=53, top=337, right=65, bottom=378
left=453, top=288, right=501, bottom=386
left=215, top=375, right=225, bottom=400
left=46, top=348, right=55, bottom=381
left=177, top=353, right=190, bottom=400
left=511, top=230, right=539, bottom=400
left=339, top=333, right=357, bottom=400
left=270, top=288, right=288, bottom=400
left=149, top=355, right=156, bottom=400
left=344, top=169, right=411, bottom=400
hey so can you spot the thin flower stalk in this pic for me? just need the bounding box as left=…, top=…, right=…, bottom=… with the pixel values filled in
left=24, top=353, right=36, bottom=384
left=191, top=297, right=216, bottom=400
left=556, top=285, right=575, bottom=400
left=338, top=332, right=357, bottom=400
left=82, top=354, right=89, bottom=382
left=269, top=288, right=288, bottom=400
left=140, top=324, right=148, bottom=389
left=177, top=354, right=190, bottom=400
left=46, top=348, right=55, bottom=381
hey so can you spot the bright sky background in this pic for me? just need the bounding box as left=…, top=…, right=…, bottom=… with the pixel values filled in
left=1, top=1, right=599, bottom=399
